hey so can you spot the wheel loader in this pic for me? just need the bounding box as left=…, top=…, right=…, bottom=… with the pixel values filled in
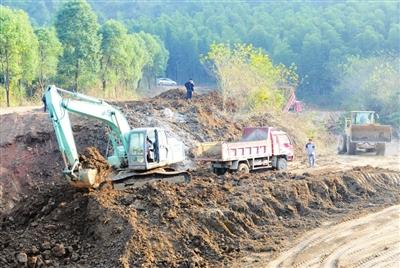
left=338, top=111, right=392, bottom=155
left=43, top=85, right=190, bottom=189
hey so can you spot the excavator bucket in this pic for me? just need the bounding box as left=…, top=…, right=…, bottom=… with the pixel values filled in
left=65, top=168, right=99, bottom=188
left=351, top=124, right=392, bottom=142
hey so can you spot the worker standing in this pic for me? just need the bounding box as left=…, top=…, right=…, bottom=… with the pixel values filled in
left=305, top=138, right=316, bottom=167
left=184, top=79, right=195, bottom=101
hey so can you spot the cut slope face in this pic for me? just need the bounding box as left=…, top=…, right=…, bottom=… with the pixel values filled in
left=1, top=167, right=399, bottom=267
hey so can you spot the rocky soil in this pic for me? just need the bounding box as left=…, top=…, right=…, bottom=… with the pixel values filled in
left=0, top=89, right=399, bottom=267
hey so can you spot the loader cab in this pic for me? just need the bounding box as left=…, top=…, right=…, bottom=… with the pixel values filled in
left=127, top=127, right=168, bottom=170
left=350, top=111, right=375, bottom=126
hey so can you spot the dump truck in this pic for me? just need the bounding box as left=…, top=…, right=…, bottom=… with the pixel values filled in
left=338, top=111, right=392, bottom=155
left=44, top=85, right=189, bottom=189
left=195, top=127, right=294, bottom=175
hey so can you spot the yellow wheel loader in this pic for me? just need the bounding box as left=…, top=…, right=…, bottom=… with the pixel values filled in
left=338, top=111, right=392, bottom=156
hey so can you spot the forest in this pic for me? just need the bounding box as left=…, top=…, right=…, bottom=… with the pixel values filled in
left=1, top=0, right=399, bottom=124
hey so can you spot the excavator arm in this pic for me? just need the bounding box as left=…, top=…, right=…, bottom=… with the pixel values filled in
left=44, top=85, right=131, bottom=185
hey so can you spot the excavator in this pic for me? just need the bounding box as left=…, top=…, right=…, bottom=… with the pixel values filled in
left=43, top=85, right=190, bottom=189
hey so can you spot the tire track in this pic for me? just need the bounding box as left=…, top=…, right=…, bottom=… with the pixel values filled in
left=264, top=205, right=400, bottom=268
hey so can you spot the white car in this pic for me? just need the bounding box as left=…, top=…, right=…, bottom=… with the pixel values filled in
left=157, top=78, right=177, bottom=86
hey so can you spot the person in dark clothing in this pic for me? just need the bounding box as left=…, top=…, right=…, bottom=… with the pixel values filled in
left=42, top=94, right=47, bottom=112
left=184, top=79, right=194, bottom=100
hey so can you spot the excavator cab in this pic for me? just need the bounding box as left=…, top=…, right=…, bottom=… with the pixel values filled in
left=127, top=128, right=170, bottom=170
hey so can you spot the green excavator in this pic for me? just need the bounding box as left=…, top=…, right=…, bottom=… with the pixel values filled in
left=44, top=85, right=190, bottom=189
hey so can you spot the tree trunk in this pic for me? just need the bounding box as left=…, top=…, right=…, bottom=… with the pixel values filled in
left=146, top=73, right=151, bottom=91
left=102, top=80, right=106, bottom=92
left=4, top=55, right=10, bottom=107
left=74, top=61, right=80, bottom=92
left=5, top=76, right=10, bottom=107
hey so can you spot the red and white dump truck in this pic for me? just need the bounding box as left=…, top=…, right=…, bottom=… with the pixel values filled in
left=195, top=127, right=294, bottom=175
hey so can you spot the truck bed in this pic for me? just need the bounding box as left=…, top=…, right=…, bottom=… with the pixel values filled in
left=195, top=140, right=272, bottom=161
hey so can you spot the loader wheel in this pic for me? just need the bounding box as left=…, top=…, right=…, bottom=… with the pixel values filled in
left=346, top=137, right=356, bottom=155
left=376, top=143, right=386, bottom=156
left=338, top=135, right=347, bottom=154
left=237, top=163, right=250, bottom=173
left=276, top=158, right=288, bottom=170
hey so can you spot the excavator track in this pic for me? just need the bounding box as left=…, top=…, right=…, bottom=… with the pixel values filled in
left=109, top=168, right=191, bottom=190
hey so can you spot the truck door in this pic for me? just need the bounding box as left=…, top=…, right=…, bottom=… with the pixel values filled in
left=155, top=129, right=168, bottom=163
left=277, top=134, right=294, bottom=159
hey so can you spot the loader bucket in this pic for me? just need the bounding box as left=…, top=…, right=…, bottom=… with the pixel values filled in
left=65, top=168, right=98, bottom=188
left=351, top=124, right=392, bottom=143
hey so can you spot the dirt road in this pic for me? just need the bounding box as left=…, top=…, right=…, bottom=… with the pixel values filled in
left=240, top=205, right=400, bottom=268
left=291, top=153, right=399, bottom=174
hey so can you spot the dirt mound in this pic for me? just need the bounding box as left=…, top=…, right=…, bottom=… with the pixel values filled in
left=155, top=88, right=187, bottom=100
left=1, top=89, right=397, bottom=267
left=79, top=147, right=112, bottom=184
left=1, top=167, right=399, bottom=267
left=0, top=183, right=129, bottom=268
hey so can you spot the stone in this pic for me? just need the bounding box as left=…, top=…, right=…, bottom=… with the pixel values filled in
left=16, top=252, right=28, bottom=264
left=52, top=243, right=66, bottom=257
left=28, top=256, right=38, bottom=267
left=36, top=256, right=45, bottom=267
left=41, top=241, right=51, bottom=250
left=71, top=252, right=79, bottom=262
left=66, top=246, right=74, bottom=254
left=42, top=250, right=51, bottom=260
left=31, top=245, right=39, bottom=255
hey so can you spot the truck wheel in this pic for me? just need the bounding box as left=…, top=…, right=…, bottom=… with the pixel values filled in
left=346, top=137, right=356, bottom=155
left=376, top=143, right=386, bottom=156
left=276, top=158, right=288, bottom=170
left=338, top=135, right=347, bottom=154
left=237, top=163, right=250, bottom=173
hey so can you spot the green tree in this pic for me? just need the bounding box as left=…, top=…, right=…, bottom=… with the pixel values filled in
left=99, top=19, right=129, bottom=94
left=334, top=55, right=400, bottom=127
left=136, top=31, right=168, bottom=90
left=0, top=6, right=38, bottom=106
left=35, top=27, right=63, bottom=92
left=202, top=43, right=298, bottom=112
left=55, top=0, right=101, bottom=91
left=123, top=34, right=149, bottom=91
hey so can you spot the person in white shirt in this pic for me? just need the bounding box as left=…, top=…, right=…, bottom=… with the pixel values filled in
left=305, top=138, right=316, bottom=167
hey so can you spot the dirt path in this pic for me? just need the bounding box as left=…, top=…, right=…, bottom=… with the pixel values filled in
left=270, top=205, right=400, bottom=268
left=0, top=105, right=42, bottom=115
left=239, top=205, right=400, bottom=268
left=291, top=154, right=399, bottom=174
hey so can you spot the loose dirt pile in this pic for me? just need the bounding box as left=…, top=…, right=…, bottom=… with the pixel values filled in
left=115, top=89, right=334, bottom=158
left=1, top=167, right=399, bottom=267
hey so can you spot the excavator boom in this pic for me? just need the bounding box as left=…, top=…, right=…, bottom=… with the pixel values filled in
left=44, top=85, right=189, bottom=189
